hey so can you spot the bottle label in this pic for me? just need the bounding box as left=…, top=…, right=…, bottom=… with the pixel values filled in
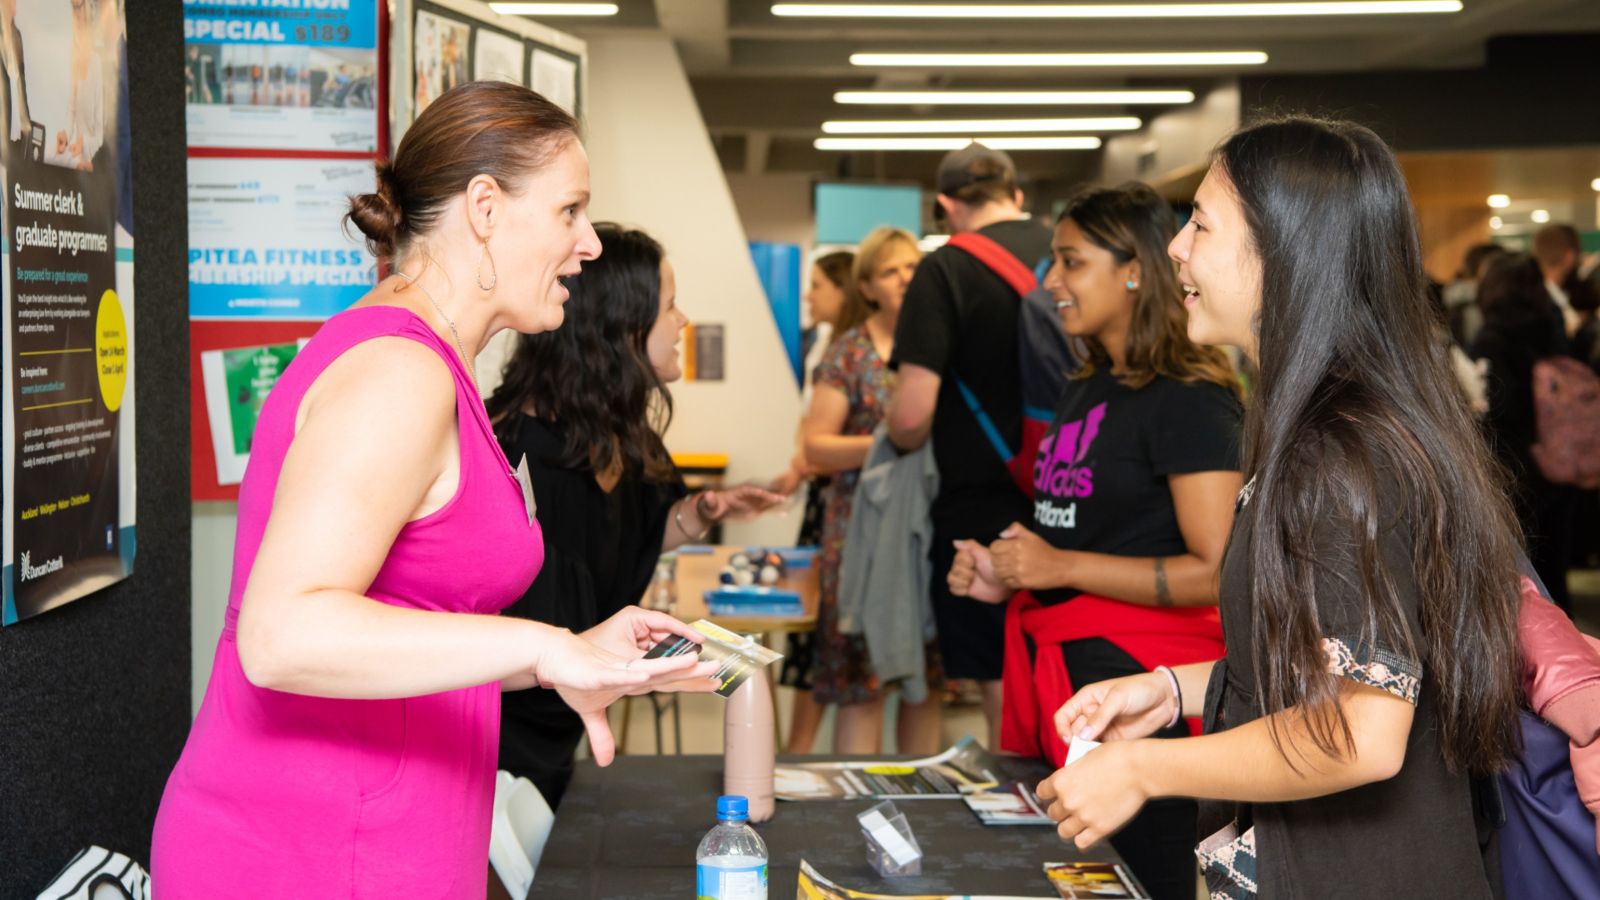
left=696, top=862, right=767, bottom=900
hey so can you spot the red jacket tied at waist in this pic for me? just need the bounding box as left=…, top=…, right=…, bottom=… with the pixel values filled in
left=1001, top=591, right=1225, bottom=767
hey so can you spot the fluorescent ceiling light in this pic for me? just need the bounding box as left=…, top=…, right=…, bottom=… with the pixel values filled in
left=777, top=2, right=1460, bottom=18
left=488, top=2, right=619, bottom=14
left=815, top=136, right=1103, bottom=151
left=1489, top=216, right=1503, bottom=230
left=850, top=51, right=1269, bottom=67
left=834, top=89, right=1196, bottom=105
left=823, top=116, right=1140, bottom=134
left=1531, top=209, right=1551, bottom=224
left=1487, top=194, right=1510, bottom=208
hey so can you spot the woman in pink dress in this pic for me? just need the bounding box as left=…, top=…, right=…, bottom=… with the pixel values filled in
left=151, top=82, right=716, bottom=898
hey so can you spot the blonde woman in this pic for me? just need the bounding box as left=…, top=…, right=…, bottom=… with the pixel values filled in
left=803, top=227, right=943, bottom=754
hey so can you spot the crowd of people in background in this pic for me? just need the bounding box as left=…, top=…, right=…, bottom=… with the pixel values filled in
left=151, top=78, right=1600, bottom=899
left=1440, top=225, right=1600, bottom=614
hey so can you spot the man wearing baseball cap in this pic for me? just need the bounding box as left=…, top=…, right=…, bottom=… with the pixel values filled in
left=886, top=143, right=1051, bottom=744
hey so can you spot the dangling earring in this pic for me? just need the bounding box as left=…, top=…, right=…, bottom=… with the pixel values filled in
left=476, top=238, right=498, bottom=292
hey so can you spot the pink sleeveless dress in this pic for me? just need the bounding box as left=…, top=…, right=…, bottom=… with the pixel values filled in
left=152, top=306, right=543, bottom=898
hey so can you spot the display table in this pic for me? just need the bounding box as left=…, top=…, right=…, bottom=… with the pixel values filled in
left=670, top=545, right=818, bottom=634
left=527, top=754, right=1134, bottom=899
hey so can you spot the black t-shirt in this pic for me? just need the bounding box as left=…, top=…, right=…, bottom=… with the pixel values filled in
left=1030, top=368, right=1241, bottom=605
left=1197, top=470, right=1494, bottom=899
left=890, top=218, right=1051, bottom=534
left=494, top=413, right=687, bottom=807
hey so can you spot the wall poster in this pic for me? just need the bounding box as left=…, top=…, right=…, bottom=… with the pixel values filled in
left=412, top=6, right=471, bottom=120
left=529, top=45, right=577, bottom=116
left=199, top=339, right=307, bottom=486
left=2, top=0, right=134, bottom=625
left=472, top=27, right=524, bottom=86
left=188, top=157, right=376, bottom=321
left=186, top=2, right=387, bottom=500
left=184, top=0, right=380, bottom=154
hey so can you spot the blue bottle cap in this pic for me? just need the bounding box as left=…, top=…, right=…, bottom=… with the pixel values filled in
left=717, top=795, right=749, bottom=821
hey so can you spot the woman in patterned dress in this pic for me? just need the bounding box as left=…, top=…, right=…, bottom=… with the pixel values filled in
left=802, top=226, right=944, bottom=755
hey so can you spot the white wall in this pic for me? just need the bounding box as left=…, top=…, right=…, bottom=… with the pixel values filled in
left=582, top=32, right=802, bottom=548
left=726, top=171, right=814, bottom=252
left=191, top=502, right=236, bottom=713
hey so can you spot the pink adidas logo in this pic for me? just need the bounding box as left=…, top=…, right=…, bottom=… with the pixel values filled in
left=1034, top=402, right=1106, bottom=499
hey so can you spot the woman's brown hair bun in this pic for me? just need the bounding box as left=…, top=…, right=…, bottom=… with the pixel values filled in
left=346, top=161, right=404, bottom=259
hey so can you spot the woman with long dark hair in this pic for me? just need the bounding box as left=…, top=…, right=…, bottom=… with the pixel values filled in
left=1038, top=117, right=1524, bottom=898
left=948, top=183, right=1241, bottom=900
left=486, top=223, right=783, bottom=806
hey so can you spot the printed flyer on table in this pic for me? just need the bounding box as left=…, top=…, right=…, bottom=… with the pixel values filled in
left=775, top=738, right=1032, bottom=801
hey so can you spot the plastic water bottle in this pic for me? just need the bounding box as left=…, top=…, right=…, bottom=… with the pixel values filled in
left=696, top=795, right=768, bottom=900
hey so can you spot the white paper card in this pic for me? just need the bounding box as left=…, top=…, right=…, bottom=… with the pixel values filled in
left=515, top=457, right=537, bottom=523
left=1065, top=736, right=1101, bottom=765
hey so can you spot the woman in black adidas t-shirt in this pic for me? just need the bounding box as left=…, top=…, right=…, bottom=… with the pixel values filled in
left=1037, top=118, right=1525, bottom=899
left=948, top=182, right=1242, bottom=900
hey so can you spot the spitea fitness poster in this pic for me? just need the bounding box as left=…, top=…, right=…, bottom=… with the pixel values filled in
left=187, top=157, right=375, bottom=320
left=2, top=0, right=134, bottom=625
left=184, top=0, right=380, bottom=153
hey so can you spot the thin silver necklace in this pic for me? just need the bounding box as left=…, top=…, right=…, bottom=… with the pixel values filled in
left=394, top=270, right=475, bottom=383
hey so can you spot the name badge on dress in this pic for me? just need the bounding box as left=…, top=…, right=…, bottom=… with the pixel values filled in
left=514, top=457, right=537, bottom=524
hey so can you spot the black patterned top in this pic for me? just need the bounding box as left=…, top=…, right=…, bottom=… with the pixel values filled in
left=1195, top=472, right=1495, bottom=900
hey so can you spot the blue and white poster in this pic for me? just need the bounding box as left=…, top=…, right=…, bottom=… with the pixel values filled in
left=2, top=0, right=135, bottom=625
left=184, top=0, right=379, bottom=153
left=188, top=157, right=375, bottom=320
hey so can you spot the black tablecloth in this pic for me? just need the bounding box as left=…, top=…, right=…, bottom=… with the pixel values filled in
left=528, top=754, right=1133, bottom=899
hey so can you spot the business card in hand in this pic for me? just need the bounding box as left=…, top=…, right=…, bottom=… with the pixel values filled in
left=644, top=618, right=783, bottom=698
left=1065, top=736, right=1100, bottom=765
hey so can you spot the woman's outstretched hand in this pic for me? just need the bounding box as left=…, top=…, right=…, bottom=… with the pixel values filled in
left=702, top=484, right=789, bottom=522
left=537, top=608, right=719, bottom=765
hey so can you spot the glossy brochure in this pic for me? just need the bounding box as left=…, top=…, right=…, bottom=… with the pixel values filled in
left=1042, top=862, right=1148, bottom=899
left=775, top=737, right=1013, bottom=801
left=796, top=859, right=1051, bottom=900
left=961, top=782, right=1054, bottom=826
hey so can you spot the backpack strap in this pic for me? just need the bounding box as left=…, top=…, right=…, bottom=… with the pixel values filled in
left=945, top=231, right=1043, bottom=492
left=947, top=231, right=1040, bottom=297
left=953, top=375, right=1015, bottom=463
